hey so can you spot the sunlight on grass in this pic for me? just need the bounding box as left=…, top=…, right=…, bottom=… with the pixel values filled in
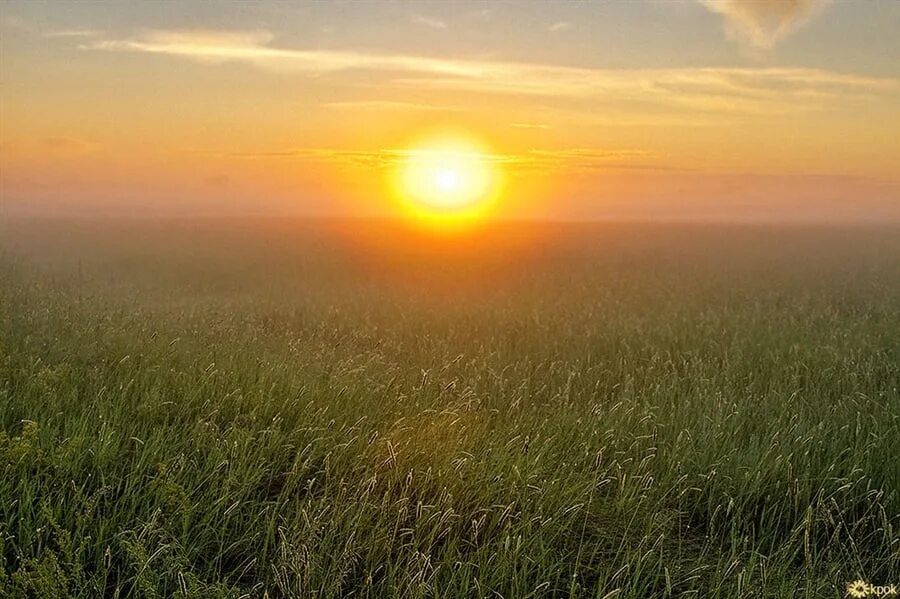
left=0, top=221, right=898, bottom=597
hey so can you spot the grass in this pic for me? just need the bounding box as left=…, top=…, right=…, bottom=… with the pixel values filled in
left=1, top=218, right=898, bottom=598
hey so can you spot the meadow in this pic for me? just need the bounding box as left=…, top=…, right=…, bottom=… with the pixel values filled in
left=0, top=218, right=898, bottom=598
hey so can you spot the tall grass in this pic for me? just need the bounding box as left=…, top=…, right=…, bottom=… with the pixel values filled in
left=1, top=219, right=898, bottom=597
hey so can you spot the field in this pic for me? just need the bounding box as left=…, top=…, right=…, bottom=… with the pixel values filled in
left=1, top=219, right=898, bottom=598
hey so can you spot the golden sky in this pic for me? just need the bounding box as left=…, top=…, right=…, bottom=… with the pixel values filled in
left=1, top=1, right=898, bottom=222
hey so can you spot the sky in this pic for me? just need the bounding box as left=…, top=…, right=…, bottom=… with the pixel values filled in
left=1, top=0, right=899, bottom=222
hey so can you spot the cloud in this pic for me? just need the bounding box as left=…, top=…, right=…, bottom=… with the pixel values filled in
left=397, top=66, right=896, bottom=115
left=548, top=22, right=573, bottom=33
left=229, top=148, right=402, bottom=169
left=206, top=174, right=231, bottom=187
left=38, top=137, right=99, bottom=154
left=0, top=17, right=103, bottom=38
left=82, top=29, right=897, bottom=114
left=1, top=17, right=99, bottom=38
left=411, top=15, right=447, bottom=29
left=699, top=0, right=829, bottom=49
left=323, top=101, right=462, bottom=112
left=83, top=30, right=480, bottom=76
left=43, top=29, right=100, bottom=38
left=511, top=149, right=659, bottom=172
left=226, top=147, right=659, bottom=173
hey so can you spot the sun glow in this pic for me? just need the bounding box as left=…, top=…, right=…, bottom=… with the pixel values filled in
left=393, top=134, right=503, bottom=228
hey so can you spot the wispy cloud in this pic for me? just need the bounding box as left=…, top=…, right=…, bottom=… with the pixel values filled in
left=83, top=30, right=480, bottom=76
left=82, top=29, right=897, bottom=114
left=323, top=101, right=462, bottom=112
left=38, top=137, right=100, bottom=154
left=510, top=149, right=659, bottom=172
left=699, top=0, right=829, bottom=50
left=548, top=22, right=573, bottom=33
left=396, top=67, right=897, bottom=115
left=205, top=174, right=231, bottom=187
left=43, top=29, right=100, bottom=39
left=225, top=146, right=659, bottom=173
left=1, top=16, right=99, bottom=38
left=411, top=14, right=447, bottom=29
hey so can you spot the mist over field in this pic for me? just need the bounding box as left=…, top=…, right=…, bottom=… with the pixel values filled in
left=1, top=219, right=898, bottom=597
left=3, top=0, right=899, bottom=595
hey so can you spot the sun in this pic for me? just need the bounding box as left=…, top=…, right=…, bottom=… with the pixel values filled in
left=392, top=133, right=503, bottom=228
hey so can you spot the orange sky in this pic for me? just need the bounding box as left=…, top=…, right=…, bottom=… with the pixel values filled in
left=1, top=1, right=898, bottom=222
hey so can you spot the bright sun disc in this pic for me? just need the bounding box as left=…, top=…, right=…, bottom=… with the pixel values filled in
left=393, top=135, right=502, bottom=227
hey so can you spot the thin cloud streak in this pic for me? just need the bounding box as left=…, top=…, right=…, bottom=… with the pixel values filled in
left=83, top=30, right=482, bottom=76
left=511, top=123, right=551, bottom=130
left=224, top=147, right=659, bottom=173
left=38, top=137, right=100, bottom=154
left=83, top=29, right=898, bottom=115
left=323, top=101, right=463, bottom=112
left=43, top=29, right=101, bottom=38
left=411, top=15, right=448, bottom=29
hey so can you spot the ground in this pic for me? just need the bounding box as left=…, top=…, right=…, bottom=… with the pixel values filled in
left=1, top=219, right=898, bottom=598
